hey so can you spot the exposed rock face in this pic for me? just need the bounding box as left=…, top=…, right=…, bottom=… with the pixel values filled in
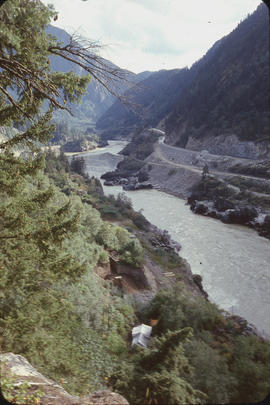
left=122, top=180, right=153, bottom=191
left=189, top=199, right=259, bottom=227
left=0, top=353, right=129, bottom=405
left=103, top=175, right=153, bottom=191
left=192, top=274, right=208, bottom=299
left=256, top=215, right=270, bottom=239
left=149, top=228, right=181, bottom=253
left=85, top=391, right=129, bottom=405
left=186, top=134, right=270, bottom=160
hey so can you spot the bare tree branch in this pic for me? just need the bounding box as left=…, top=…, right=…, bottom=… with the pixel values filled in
left=48, top=34, right=131, bottom=100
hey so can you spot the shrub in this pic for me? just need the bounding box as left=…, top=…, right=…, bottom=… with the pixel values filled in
left=132, top=213, right=150, bottom=230
left=230, top=336, right=270, bottom=403
left=143, top=283, right=222, bottom=336
left=184, top=339, right=237, bottom=404
left=168, top=168, right=177, bottom=176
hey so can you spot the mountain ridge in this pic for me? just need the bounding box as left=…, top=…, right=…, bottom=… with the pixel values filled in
left=96, top=3, right=269, bottom=159
left=47, top=25, right=154, bottom=132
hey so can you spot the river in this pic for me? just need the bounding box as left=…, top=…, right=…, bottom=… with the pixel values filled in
left=81, top=141, right=270, bottom=336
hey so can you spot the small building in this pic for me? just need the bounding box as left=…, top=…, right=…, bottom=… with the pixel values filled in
left=131, top=324, right=152, bottom=348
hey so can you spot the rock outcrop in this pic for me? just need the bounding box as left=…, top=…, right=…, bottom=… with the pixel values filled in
left=189, top=199, right=260, bottom=228
left=61, top=139, right=97, bottom=153
left=104, top=176, right=153, bottom=191
left=187, top=175, right=270, bottom=239
left=149, top=227, right=181, bottom=253
left=0, top=353, right=129, bottom=405
left=186, top=134, right=270, bottom=160
left=256, top=215, right=270, bottom=239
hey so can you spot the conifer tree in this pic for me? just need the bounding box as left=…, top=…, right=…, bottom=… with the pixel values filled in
left=0, top=0, right=126, bottom=362
left=0, top=1, right=88, bottom=296
left=113, top=328, right=206, bottom=404
left=0, top=0, right=126, bottom=255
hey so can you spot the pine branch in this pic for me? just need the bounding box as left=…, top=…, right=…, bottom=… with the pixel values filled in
left=0, top=56, right=72, bottom=114
left=0, top=85, right=27, bottom=117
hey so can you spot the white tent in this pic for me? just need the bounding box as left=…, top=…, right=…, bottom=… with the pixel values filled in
left=131, top=324, right=152, bottom=347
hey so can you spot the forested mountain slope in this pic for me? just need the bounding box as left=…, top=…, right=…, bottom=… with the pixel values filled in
left=1, top=1, right=270, bottom=404
left=96, top=67, right=191, bottom=140
left=165, top=3, right=269, bottom=158
left=97, top=4, right=269, bottom=158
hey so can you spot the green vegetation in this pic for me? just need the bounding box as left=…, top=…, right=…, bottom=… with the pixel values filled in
left=121, top=129, right=159, bottom=160
left=166, top=4, right=269, bottom=147
left=97, top=4, right=269, bottom=149
left=101, top=156, right=145, bottom=182
left=51, top=120, right=99, bottom=146
left=96, top=68, right=190, bottom=140
left=1, top=2, right=270, bottom=405
left=190, top=175, right=270, bottom=211
left=140, top=283, right=270, bottom=404
left=168, top=168, right=177, bottom=176
left=0, top=0, right=139, bottom=397
left=112, top=328, right=206, bottom=405
left=2, top=373, right=44, bottom=405
left=190, top=176, right=236, bottom=201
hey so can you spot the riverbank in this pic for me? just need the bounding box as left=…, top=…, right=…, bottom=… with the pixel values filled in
left=42, top=143, right=109, bottom=157
left=187, top=175, right=270, bottom=240
left=80, top=141, right=270, bottom=336
left=101, top=135, right=270, bottom=239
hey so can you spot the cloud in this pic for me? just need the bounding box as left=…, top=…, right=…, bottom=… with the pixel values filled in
left=46, top=0, right=262, bottom=73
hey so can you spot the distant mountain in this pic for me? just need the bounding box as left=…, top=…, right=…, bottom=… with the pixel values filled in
left=165, top=3, right=269, bottom=157
left=96, top=67, right=191, bottom=140
left=48, top=26, right=115, bottom=125
left=47, top=26, right=153, bottom=131
left=96, top=4, right=269, bottom=158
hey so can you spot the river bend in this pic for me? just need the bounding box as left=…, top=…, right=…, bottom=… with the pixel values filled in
left=82, top=141, right=270, bottom=336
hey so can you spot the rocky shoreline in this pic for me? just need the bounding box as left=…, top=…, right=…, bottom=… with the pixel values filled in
left=104, top=176, right=153, bottom=191
left=188, top=198, right=270, bottom=239
left=102, top=159, right=270, bottom=240
left=186, top=175, right=270, bottom=240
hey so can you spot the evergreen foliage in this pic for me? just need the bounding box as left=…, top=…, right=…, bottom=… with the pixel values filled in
left=96, top=68, right=190, bottom=139
left=140, top=283, right=270, bottom=403
left=1, top=2, right=270, bottom=405
left=0, top=0, right=139, bottom=396
left=113, top=328, right=206, bottom=405
left=165, top=3, right=269, bottom=146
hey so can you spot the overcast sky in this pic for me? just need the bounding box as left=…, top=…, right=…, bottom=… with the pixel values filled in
left=45, top=0, right=263, bottom=73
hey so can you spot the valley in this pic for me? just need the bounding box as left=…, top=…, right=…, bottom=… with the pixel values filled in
left=82, top=141, right=270, bottom=337
left=1, top=1, right=270, bottom=404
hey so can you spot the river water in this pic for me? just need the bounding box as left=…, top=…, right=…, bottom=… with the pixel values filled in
left=82, top=141, right=270, bottom=336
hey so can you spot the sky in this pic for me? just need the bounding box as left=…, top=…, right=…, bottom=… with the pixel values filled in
left=45, top=0, right=263, bottom=73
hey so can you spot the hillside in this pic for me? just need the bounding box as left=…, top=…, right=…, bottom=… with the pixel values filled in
left=96, top=68, right=191, bottom=140
left=47, top=26, right=116, bottom=130
left=47, top=26, right=152, bottom=137
left=2, top=150, right=270, bottom=405
left=96, top=4, right=269, bottom=158
left=165, top=3, right=269, bottom=158
left=1, top=2, right=270, bottom=403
